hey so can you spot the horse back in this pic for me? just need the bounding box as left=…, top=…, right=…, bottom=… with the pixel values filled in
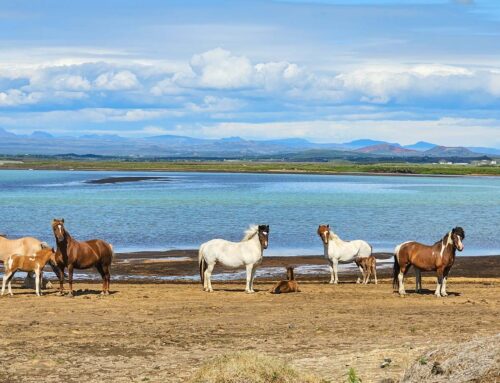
left=398, top=241, right=442, bottom=271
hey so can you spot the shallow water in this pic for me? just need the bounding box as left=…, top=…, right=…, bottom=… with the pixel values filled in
left=0, top=170, right=499, bottom=256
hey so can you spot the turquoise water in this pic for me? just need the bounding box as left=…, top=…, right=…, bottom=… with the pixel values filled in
left=0, top=170, right=499, bottom=256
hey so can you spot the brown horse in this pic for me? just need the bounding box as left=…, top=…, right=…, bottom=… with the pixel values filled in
left=270, top=267, right=300, bottom=294
left=355, top=255, right=377, bottom=284
left=393, top=227, right=464, bottom=297
left=52, top=219, right=113, bottom=296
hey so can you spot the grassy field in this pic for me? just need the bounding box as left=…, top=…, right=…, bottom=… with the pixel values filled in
left=1, top=158, right=500, bottom=176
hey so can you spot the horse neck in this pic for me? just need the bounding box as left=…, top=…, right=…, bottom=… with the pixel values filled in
left=246, top=233, right=263, bottom=254
left=438, top=233, right=455, bottom=259
left=57, top=230, right=76, bottom=253
left=328, top=233, right=345, bottom=248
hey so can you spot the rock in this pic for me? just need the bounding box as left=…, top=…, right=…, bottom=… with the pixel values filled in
left=431, top=362, right=444, bottom=375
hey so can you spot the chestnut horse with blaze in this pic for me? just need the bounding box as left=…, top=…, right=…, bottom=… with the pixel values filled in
left=52, top=219, right=113, bottom=296
left=393, top=227, right=464, bottom=297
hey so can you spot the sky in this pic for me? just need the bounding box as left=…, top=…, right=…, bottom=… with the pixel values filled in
left=0, top=0, right=500, bottom=147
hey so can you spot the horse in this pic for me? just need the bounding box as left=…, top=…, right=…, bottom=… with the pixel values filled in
left=199, top=225, right=269, bottom=293
left=393, top=227, right=465, bottom=297
left=51, top=219, right=114, bottom=296
left=1, top=248, right=56, bottom=297
left=317, top=224, right=372, bottom=284
left=0, top=233, right=58, bottom=286
left=270, top=266, right=300, bottom=294
left=355, top=255, right=377, bottom=284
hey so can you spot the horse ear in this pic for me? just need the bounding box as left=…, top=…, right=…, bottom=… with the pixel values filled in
left=61, top=218, right=65, bottom=223
left=327, top=224, right=330, bottom=228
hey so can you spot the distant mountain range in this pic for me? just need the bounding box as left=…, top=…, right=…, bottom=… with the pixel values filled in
left=0, top=127, right=498, bottom=160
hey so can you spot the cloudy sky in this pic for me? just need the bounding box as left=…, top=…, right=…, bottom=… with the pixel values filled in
left=1, top=0, right=499, bottom=146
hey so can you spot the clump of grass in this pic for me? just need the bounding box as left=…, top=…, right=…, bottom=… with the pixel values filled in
left=402, top=334, right=500, bottom=382
left=189, top=351, right=326, bottom=383
left=346, top=367, right=362, bottom=383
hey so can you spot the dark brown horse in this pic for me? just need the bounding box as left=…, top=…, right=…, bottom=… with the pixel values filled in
left=393, top=227, right=464, bottom=297
left=52, top=219, right=113, bottom=296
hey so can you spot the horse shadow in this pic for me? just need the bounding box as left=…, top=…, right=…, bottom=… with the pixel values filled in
left=408, top=288, right=461, bottom=297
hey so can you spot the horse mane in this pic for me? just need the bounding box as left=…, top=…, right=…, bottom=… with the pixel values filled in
left=242, top=225, right=259, bottom=241
left=328, top=231, right=342, bottom=243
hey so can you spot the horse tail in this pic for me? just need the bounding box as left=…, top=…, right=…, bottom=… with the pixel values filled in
left=393, top=244, right=402, bottom=289
left=199, top=246, right=207, bottom=285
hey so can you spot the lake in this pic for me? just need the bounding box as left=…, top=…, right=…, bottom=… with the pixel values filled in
left=0, top=170, right=499, bottom=256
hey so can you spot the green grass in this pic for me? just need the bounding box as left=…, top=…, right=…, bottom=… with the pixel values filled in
left=346, top=367, right=362, bottom=383
left=1, top=158, right=500, bottom=176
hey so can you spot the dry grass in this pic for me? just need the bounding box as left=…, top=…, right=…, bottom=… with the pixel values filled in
left=402, top=333, right=500, bottom=382
left=189, top=351, right=326, bottom=383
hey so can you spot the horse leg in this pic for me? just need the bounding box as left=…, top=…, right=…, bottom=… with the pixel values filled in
left=6, top=271, right=15, bottom=296
left=364, top=264, right=371, bottom=284
left=435, top=268, right=444, bottom=297
left=95, top=264, right=106, bottom=295
left=398, top=265, right=407, bottom=296
left=245, top=264, right=254, bottom=293
left=441, top=267, right=451, bottom=297
left=372, top=263, right=378, bottom=285
left=249, top=264, right=257, bottom=293
left=356, top=264, right=363, bottom=284
left=67, top=264, right=74, bottom=297
left=415, top=268, right=421, bottom=293
left=35, top=269, right=40, bottom=296
left=104, top=264, right=111, bottom=295
left=205, top=263, right=215, bottom=292
left=57, top=265, right=65, bottom=296
left=332, top=259, right=339, bottom=284
left=1, top=272, right=11, bottom=296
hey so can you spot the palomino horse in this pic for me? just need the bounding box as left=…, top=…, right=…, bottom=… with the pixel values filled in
left=52, top=219, right=114, bottom=296
left=199, top=225, right=269, bottom=293
left=317, top=225, right=372, bottom=284
left=393, top=227, right=465, bottom=297
left=1, top=248, right=56, bottom=296
left=270, top=266, right=300, bottom=294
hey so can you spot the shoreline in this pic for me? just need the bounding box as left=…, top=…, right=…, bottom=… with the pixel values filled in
left=0, top=167, right=497, bottom=178
left=1, top=160, right=499, bottom=177
left=35, top=250, right=498, bottom=283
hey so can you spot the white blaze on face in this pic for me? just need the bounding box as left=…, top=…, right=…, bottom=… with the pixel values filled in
left=262, top=231, right=268, bottom=247
left=456, top=235, right=464, bottom=251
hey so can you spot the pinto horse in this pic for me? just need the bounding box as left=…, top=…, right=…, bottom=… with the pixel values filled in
left=393, top=227, right=464, bottom=297
left=52, top=219, right=113, bottom=296
left=317, top=224, right=372, bottom=284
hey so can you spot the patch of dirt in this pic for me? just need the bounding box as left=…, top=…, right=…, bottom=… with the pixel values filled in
left=0, top=279, right=498, bottom=382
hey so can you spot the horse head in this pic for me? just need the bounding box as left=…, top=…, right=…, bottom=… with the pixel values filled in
left=258, top=224, right=269, bottom=249
left=52, top=218, right=66, bottom=242
left=317, top=224, right=330, bottom=245
left=451, top=226, right=465, bottom=251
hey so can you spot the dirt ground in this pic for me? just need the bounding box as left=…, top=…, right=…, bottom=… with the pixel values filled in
left=0, top=277, right=498, bottom=383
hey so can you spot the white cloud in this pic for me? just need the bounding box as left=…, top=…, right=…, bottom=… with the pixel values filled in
left=189, top=48, right=254, bottom=89
left=0, top=89, right=42, bottom=106
left=94, top=70, right=140, bottom=90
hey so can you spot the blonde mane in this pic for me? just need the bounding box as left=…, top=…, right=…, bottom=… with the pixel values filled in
left=242, top=225, right=259, bottom=241
left=328, top=230, right=342, bottom=243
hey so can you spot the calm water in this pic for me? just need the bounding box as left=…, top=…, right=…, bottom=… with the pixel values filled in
left=0, top=170, right=499, bottom=256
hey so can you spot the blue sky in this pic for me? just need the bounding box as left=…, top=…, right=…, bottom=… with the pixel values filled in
left=0, top=0, right=499, bottom=146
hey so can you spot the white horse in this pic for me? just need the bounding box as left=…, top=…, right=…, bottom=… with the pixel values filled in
left=317, top=224, right=372, bottom=284
left=199, top=225, right=269, bottom=293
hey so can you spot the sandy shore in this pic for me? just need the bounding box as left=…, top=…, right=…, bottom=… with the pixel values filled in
left=0, top=278, right=498, bottom=382
left=106, top=250, right=500, bottom=282
left=0, top=253, right=498, bottom=382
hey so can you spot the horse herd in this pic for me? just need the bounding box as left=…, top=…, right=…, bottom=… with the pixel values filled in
left=0, top=219, right=465, bottom=298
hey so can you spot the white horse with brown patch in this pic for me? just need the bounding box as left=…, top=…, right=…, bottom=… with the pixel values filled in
left=199, top=225, right=269, bottom=293
left=317, top=224, right=373, bottom=284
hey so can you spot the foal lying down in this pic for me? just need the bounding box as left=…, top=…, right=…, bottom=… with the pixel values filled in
left=270, top=266, right=300, bottom=294
left=1, top=248, right=56, bottom=297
